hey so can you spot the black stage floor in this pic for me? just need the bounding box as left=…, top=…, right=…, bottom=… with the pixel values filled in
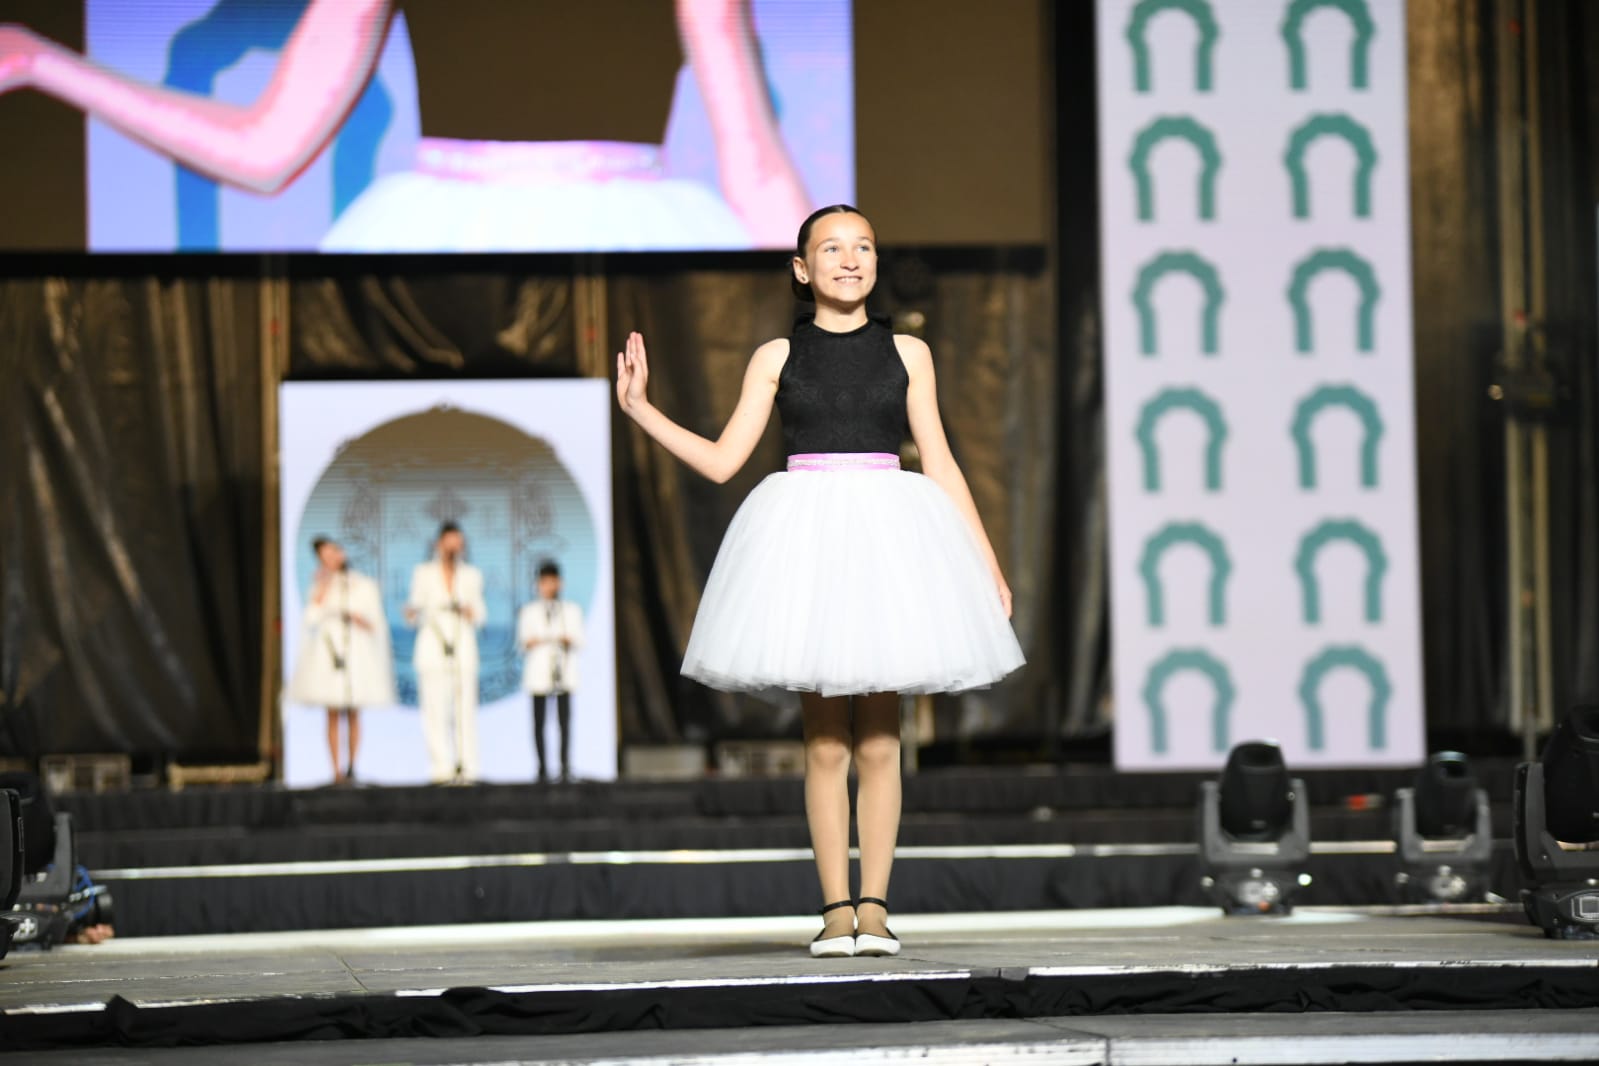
left=2, top=908, right=1595, bottom=1058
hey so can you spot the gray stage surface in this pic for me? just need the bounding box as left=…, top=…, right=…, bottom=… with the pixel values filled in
left=2, top=907, right=1596, bottom=1061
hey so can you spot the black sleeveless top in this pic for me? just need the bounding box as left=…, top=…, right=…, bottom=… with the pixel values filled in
left=776, top=314, right=910, bottom=456
left=400, top=0, right=681, bottom=142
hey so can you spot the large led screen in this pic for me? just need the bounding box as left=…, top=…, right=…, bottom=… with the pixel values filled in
left=1, top=0, right=852, bottom=252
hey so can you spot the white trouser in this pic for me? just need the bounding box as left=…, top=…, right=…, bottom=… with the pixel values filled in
left=418, top=667, right=479, bottom=782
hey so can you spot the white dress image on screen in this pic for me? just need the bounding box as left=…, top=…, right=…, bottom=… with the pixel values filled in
left=287, top=570, right=397, bottom=708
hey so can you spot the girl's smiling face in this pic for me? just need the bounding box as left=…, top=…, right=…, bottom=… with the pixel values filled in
left=795, top=211, right=877, bottom=305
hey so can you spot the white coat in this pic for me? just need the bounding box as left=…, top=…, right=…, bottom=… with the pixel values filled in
left=517, top=598, right=585, bottom=694
left=406, top=560, right=487, bottom=671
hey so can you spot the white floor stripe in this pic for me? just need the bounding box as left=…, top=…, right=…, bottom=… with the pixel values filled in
left=45, top=906, right=1431, bottom=957
left=89, top=840, right=1411, bottom=881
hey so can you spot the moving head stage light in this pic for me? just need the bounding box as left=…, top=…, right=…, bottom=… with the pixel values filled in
left=0, top=789, right=23, bottom=959
left=0, top=772, right=112, bottom=950
left=1515, top=707, right=1599, bottom=939
left=1393, top=752, right=1493, bottom=903
left=1198, top=741, right=1311, bottom=915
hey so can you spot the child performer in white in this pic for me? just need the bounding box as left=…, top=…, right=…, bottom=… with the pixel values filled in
left=288, top=536, right=395, bottom=785
left=405, top=522, right=486, bottom=784
left=517, top=560, right=585, bottom=784
left=615, top=205, right=1024, bottom=958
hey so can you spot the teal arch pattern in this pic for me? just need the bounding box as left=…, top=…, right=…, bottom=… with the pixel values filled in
left=1130, top=116, right=1223, bottom=221
left=1135, top=387, right=1227, bottom=492
left=1281, top=0, right=1376, bottom=90
left=1139, top=522, right=1230, bottom=626
left=1294, top=518, right=1387, bottom=623
left=1143, top=648, right=1234, bottom=755
left=1285, top=114, right=1378, bottom=218
left=1126, top=0, right=1220, bottom=93
left=1299, top=645, right=1391, bottom=751
left=1134, top=251, right=1225, bottom=355
left=1290, top=384, right=1383, bottom=489
left=1288, top=248, right=1380, bottom=353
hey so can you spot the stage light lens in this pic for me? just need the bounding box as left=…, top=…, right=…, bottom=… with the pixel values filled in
left=1426, top=867, right=1469, bottom=901
left=1235, top=878, right=1280, bottom=907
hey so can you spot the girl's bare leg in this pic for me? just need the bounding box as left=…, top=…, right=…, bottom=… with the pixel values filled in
left=802, top=692, right=855, bottom=938
left=852, top=690, right=902, bottom=938
left=345, top=709, right=362, bottom=778
left=325, top=708, right=344, bottom=782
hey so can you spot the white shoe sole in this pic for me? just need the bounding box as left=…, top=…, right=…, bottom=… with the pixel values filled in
left=809, top=934, right=856, bottom=958
left=854, top=933, right=900, bottom=957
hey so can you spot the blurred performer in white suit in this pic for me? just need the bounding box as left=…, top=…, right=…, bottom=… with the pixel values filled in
left=288, top=537, right=396, bottom=786
left=517, top=560, right=585, bottom=783
left=406, top=522, right=486, bottom=784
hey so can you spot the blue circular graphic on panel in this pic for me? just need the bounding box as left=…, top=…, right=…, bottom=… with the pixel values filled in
left=294, top=405, right=598, bottom=706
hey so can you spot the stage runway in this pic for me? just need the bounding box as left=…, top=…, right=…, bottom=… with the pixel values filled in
left=2, top=906, right=1595, bottom=1061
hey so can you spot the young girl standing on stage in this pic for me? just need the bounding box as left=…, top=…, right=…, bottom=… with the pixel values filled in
left=616, top=205, right=1024, bottom=957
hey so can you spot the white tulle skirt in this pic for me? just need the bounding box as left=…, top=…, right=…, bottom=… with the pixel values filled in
left=682, top=463, right=1026, bottom=697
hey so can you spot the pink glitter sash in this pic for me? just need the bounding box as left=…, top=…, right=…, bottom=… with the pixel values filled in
left=414, top=139, right=663, bottom=184
left=786, top=452, right=901, bottom=472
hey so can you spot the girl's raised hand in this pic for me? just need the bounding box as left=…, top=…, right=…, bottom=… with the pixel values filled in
left=616, top=331, right=651, bottom=415
left=0, top=26, right=46, bottom=95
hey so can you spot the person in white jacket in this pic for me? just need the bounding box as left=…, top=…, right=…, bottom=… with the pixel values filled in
left=289, top=537, right=396, bottom=785
left=405, top=522, right=487, bottom=784
left=517, top=560, right=584, bottom=783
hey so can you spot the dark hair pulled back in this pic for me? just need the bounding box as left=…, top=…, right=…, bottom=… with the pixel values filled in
left=790, top=204, right=867, bottom=301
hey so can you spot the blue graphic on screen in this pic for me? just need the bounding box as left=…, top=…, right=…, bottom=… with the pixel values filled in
left=161, top=0, right=394, bottom=250
left=294, top=407, right=599, bottom=706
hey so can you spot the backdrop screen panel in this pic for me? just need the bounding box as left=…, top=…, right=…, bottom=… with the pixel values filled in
left=8, top=0, right=852, bottom=252
left=278, top=380, right=615, bottom=787
left=1096, top=0, right=1425, bottom=770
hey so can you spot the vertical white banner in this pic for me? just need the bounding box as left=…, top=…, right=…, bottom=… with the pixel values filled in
left=279, top=381, right=616, bottom=786
left=1097, top=0, right=1424, bottom=769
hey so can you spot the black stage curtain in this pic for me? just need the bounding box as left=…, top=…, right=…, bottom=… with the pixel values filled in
left=0, top=275, right=264, bottom=759
left=1405, top=0, right=1599, bottom=737
left=1531, top=2, right=1599, bottom=717
left=1407, top=0, right=1512, bottom=737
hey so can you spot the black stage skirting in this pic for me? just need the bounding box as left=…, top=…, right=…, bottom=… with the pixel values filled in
left=93, top=848, right=1528, bottom=938
left=61, top=761, right=1524, bottom=832
left=50, top=763, right=1527, bottom=936
left=3, top=959, right=1591, bottom=1053
left=62, top=762, right=1520, bottom=868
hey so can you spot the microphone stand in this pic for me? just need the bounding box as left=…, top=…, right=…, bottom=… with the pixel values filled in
left=452, top=597, right=464, bottom=783
left=550, top=600, right=568, bottom=782
left=341, top=572, right=353, bottom=782
left=447, top=558, right=464, bottom=784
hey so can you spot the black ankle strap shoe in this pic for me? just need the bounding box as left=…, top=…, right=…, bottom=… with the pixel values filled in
left=853, top=896, right=900, bottom=957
